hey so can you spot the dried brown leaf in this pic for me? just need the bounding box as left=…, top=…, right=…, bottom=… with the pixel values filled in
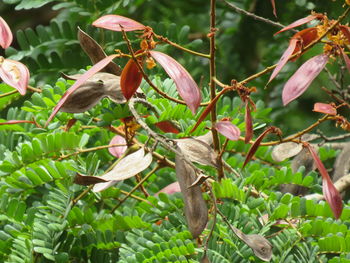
left=60, top=72, right=126, bottom=113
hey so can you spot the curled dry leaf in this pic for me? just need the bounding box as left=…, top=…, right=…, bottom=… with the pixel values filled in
left=93, top=147, right=152, bottom=192
left=282, top=54, right=329, bottom=106
left=175, top=152, right=208, bottom=238
left=108, top=135, right=127, bottom=158
left=120, top=58, right=143, bottom=100
left=0, top=16, right=13, bottom=49
left=272, top=142, right=303, bottom=162
left=155, top=120, right=180, bottom=134
left=291, top=28, right=318, bottom=58
left=92, top=15, right=145, bottom=32
left=313, top=102, right=337, bottom=116
left=226, top=219, right=272, bottom=261
left=274, top=14, right=319, bottom=35
left=176, top=137, right=218, bottom=168
left=156, top=182, right=181, bottom=196
left=305, top=144, right=343, bottom=219
left=46, top=54, right=119, bottom=126
left=150, top=51, right=201, bottom=115
left=213, top=121, right=240, bottom=141
left=243, top=234, right=273, bottom=261
left=60, top=72, right=126, bottom=113
left=0, top=58, right=29, bottom=95
left=78, top=27, right=121, bottom=75
left=244, top=127, right=281, bottom=168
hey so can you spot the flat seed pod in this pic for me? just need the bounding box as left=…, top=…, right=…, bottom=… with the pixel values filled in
left=176, top=137, right=218, bottom=168
left=272, top=142, right=303, bottom=162
left=175, top=152, right=208, bottom=238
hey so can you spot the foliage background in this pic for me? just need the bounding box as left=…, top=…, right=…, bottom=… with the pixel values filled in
left=0, top=0, right=349, bottom=262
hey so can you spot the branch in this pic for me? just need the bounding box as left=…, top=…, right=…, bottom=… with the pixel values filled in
left=220, top=0, right=293, bottom=31
left=209, top=0, right=225, bottom=180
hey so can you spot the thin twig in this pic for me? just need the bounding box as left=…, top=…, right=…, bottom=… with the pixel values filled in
left=220, top=0, right=294, bottom=31
left=58, top=143, right=127, bottom=160
left=154, top=34, right=210, bottom=59
left=0, top=89, right=18, bottom=98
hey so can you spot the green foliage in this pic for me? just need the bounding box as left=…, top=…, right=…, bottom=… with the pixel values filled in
left=1, top=0, right=349, bottom=262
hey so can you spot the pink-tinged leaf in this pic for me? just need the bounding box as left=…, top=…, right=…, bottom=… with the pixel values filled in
left=0, top=58, right=29, bottom=95
left=150, top=51, right=201, bottom=115
left=305, top=144, right=343, bottom=219
left=340, top=47, right=350, bottom=73
left=155, top=120, right=180, bottom=134
left=269, top=38, right=298, bottom=83
left=108, top=135, right=127, bottom=158
left=156, top=182, right=181, bottom=195
left=339, top=25, right=350, bottom=43
left=45, top=54, right=118, bottom=127
left=245, top=100, right=253, bottom=144
left=0, top=120, right=34, bottom=125
left=92, top=15, right=145, bottom=32
left=0, top=16, right=13, bottom=49
left=243, top=127, right=281, bottom=168
left=313, top=103, right=337, bottom=116
left=214, top=121, right=240, bottom=141
left=270, top=0, right=277, bottom=17
left=282, top=54, right=329, bottom=106
left=274, top=15, right=319, bottom=35
left=323, top=177, right=343, bottom=219
left=120, top=58, right=143, bottom=100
